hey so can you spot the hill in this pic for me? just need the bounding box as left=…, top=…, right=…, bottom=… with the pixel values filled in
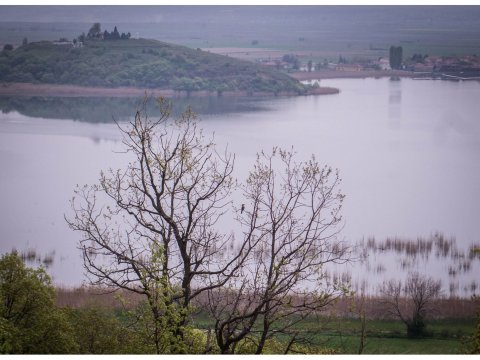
left=0, top=38, right=306, bottom=95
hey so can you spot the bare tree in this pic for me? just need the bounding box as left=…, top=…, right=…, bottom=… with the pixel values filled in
left=380, top=272, right=441, bottom=338
left=67, top=98, right=350, bottom=354
left=203, top=148, right=349, bottom=354
left=351, top=294, right=367, bottom=354
left=66, top=97, right=251, bottom=353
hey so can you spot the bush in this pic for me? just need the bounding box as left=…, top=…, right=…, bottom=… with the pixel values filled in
left=234, top=336, right=338, bottom=354
left=66, top=304, right=149, bottom=354
left=0, top=252, right=77, bottom=353
left=463, top=296, right=480, bottom=354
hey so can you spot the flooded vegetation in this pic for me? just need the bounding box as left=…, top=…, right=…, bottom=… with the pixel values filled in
left=322, top=232, right=480, bottom=299
left=13, top=230, right=480, bottom=301
left=15, top=248, right=56, bottom=268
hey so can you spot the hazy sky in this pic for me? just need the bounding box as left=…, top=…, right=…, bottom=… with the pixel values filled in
left=1, top=5, right=479, bottom=24
left=0, top=5, right=172, bottom=23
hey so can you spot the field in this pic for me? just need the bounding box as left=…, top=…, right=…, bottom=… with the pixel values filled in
left=300, top=317, right=473, bottom=354
left=189, top=312, right=474, bottom=354
left=54, top=286, right=476, bottom=354
left=174, top=312, right=475, bottom=354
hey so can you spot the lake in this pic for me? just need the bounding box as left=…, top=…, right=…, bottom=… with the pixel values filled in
left=1, top=77, right=479, bottom=296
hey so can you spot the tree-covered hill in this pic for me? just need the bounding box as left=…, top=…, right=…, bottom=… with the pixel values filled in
left=0, top=38, right=306, bottom=94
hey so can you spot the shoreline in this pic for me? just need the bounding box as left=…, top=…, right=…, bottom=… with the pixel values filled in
left=0, top=70, right=413, bottom=98
left=0, top=82, right=339, bottom=98
left=0, top=83, right=220, bottom=98
left=290, top=69, right=415, bottom=81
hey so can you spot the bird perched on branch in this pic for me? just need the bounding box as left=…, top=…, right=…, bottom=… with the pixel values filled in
left=241, top=204, right=245, bottom=214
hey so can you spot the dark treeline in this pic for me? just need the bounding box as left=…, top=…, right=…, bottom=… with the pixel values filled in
left=80, top=22, right=131, bottom=42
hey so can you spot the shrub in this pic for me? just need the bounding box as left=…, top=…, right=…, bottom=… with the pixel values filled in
left=0, top=252, right=77, bottom=353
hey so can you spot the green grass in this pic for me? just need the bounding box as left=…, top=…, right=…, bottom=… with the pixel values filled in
left=190, top=311, right=474, bottom=354
left=318, top=334, right=463, bottom=354
left=307, top=317, right=473, bottom=354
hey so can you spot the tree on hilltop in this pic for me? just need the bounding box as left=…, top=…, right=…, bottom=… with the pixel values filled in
left=87, top=23, right=102, bottom=40
left=112, top=26, right=120, bottom=40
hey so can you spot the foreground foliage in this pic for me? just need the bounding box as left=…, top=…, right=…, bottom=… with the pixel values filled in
left=0, top=252, right=77, bottom=354
left=0, top=253, right=476, bottom=354
left=463, top=295, right=480, bottom=354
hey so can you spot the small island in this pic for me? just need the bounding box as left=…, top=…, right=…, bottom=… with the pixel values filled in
left=0, top=23, right=331, bottom=97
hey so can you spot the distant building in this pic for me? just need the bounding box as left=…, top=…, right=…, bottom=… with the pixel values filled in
left=377, top=57, right=391, bottom=70
left=261, top=60, right=278, bottom=67
left=327, top=62, right=337, bottom=70
left=412, top=63, right=434, bottom=72
left=335, top=64, right=363, bottom=71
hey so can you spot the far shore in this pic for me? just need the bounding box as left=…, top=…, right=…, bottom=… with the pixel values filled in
left=290, top=69, right=415, bottom=81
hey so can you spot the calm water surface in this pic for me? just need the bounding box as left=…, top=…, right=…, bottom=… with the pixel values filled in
left=1, top=78, right=479, bottom=294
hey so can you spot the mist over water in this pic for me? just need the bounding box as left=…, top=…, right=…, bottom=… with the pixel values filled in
left=1, top=77, right=479, bottom=294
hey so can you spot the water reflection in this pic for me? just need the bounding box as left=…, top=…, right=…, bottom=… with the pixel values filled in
left=0, top=95, right=271, bottom=123
left=15, top=248, right=56, bottom=269
left=324, top=232, right=480, bottom=298
left=388, top=76, right=402, bottom=120
left=1, top=78, right=480, bottom=291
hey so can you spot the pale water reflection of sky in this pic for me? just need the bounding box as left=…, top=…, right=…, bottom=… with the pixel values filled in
left=0, top=78, right=479, bottom=293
